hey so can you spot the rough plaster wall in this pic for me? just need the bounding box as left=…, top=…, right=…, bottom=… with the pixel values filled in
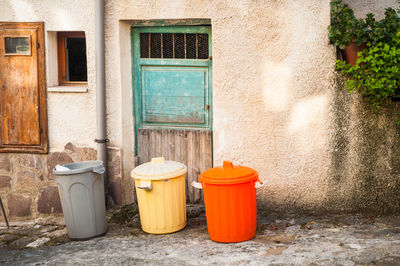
left=105, top=0, right=337, bottom=212
left=106, top=0, right=400, bottom=214
left=344, top=0, right=399, bottom=19
left=0, top=0, right=97, bottom=151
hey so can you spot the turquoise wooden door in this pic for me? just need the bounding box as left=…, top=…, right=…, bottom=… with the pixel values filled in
left=132, top=25, right=212, bottom=203
left=132, top=26, right=212, bottom=129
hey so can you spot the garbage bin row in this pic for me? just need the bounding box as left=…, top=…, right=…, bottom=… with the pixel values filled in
left=54, top=158, right=263, bottom=243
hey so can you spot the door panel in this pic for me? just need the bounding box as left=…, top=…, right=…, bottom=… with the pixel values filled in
left=0, top=28, right=40, bottom=145
left=142, top=66, right=208, bottom=124
left=0, top=22, right=47, bottom=153
left=133, top=26, right=212, bottom=203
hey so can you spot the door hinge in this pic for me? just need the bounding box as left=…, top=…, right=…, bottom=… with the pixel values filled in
left=39, top=128, right=43, bottom=134
left=205, top=104, right=210, bottom=110
left=37, top=43, right=40, bottom=49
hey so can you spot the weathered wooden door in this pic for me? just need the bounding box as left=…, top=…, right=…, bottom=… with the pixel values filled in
left=0, top=22, right=47, bottom=153
left=132, top=25, right=212, bottom=203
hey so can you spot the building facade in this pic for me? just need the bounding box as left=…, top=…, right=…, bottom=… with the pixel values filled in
left=0, top=0, right=399, bottom=221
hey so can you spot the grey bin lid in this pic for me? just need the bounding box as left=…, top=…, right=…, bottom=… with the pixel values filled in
left=53, top=160, right=105, bottom=176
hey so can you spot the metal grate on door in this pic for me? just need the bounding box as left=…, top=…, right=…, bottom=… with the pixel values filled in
left=140, top=33, right=209, bottom=59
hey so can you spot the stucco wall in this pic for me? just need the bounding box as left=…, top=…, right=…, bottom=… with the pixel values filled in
left=1, top=0, right=400, bottom=219
left=106, top=0, right=337, bottom=213
left=106, top=0, right=400, bottom=214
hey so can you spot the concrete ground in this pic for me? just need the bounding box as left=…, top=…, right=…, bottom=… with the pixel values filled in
left=1, top=205, right=400, bottom=265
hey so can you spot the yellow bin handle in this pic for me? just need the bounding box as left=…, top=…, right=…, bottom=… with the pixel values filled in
left=138, top=180, right=153, bottom=191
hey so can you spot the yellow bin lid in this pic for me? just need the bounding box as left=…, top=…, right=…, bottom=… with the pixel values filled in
left=131, top=157, right=187, bottom=181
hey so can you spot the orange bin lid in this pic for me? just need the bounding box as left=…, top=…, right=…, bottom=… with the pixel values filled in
left=199, top=161, right=261, bottom=185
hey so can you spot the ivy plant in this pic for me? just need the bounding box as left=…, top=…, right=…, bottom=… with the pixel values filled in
left=329, top=0, right=400, bottom=123
left=328, top=0, right=368, bottom=49
left=336, top=35, right=400, bottom=111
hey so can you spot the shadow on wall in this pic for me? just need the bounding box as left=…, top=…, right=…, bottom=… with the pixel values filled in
left=327, top=74, right=400, bottom=215
left=257, top=74, right=400, bottom=216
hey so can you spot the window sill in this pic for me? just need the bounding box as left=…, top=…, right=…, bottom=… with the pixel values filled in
left=48, top=85, right=88, bottom=93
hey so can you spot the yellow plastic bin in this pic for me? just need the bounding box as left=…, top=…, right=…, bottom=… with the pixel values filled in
left=131, top=157, right=187, bottom=234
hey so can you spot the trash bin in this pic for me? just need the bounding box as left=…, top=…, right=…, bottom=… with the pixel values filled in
left=192, top=161, right=263, bottom=243
left=131, top=157, right=187, bottom=234
left=54, top=160, right=107, bottom=240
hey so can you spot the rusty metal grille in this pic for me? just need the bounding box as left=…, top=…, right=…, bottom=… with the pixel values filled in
left=150, top=33, right=161, bottom=58
left=198, top=34, right=209, bottom=59
left=174, top=33, right=185, bottom=59
left=140, top=33, right=209, bottom=59
left=162, top=33, right=173, bottom=58
left=186, top=34, right=196, bottom=59
left=140, top=33, right=150, bottom=58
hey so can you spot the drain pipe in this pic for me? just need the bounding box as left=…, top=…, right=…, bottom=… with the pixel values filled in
left=94, top=0, right=109, bottom=197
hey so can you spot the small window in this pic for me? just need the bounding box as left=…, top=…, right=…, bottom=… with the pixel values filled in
left=57, top=32, right=87, bottom=85
left=4, top=36, right=31, bottom=55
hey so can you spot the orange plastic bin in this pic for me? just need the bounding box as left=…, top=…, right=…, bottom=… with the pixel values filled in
left=192, top=161, right=262, bottom=243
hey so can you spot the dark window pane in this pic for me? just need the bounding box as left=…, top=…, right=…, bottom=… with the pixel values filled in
left=198, top=34, right=209, bottom=59
left=186, top=34, right=197, bottom=59
left=174, top=33, right=185, bottom=59
left=5, top=37, right=30, bottom=55
left=150, top=33, right=161, bottom=58
left=66, top=37, right=87, bottom=81
left=140, top=33, right=149, bottom=58
left=162, top=33, right=173, bottom=58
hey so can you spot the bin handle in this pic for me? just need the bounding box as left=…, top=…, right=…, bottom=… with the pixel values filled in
left=92, top=164, right=105, bottom=174
left=191, top=181, right=202, bottom=189
left=255, top=182, right=265, bottom=188
left=255, top=178, right=264, bottom=189
left=138, top=180, right=153, bottom=191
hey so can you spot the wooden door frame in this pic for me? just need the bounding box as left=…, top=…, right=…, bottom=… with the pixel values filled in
left=131, top=24, right=213, bottom=155
left=0, top=22, right=48, bottom=153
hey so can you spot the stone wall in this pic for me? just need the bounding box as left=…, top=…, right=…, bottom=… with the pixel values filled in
left=0, top=144, right=124, bottom=222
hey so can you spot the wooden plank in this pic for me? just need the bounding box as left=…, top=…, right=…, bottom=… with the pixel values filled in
left=137, top=129, right=149, bottom=164
left=173, top=130, right=187, bottom=200
left=37, top=22, right=49, bottom=153
left=199, top=131, right=212, bottom=172
left=199, top=131, right=212, bottom=202
left=168, top=129, right=175, bottom=161
left=155, top=129, right=162, bottom=158
left=57, top=32, right=67, bottom=85
left=131, top=19, right=211, bottom=28
left=161, top=129, right=170, bottom=160
left=187, top=130, right=201, bottom=203
left=148, top=129, right=157, bottom=160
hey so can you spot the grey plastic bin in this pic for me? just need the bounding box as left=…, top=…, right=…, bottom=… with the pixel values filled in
left=53, top=160, right=107, bottom=240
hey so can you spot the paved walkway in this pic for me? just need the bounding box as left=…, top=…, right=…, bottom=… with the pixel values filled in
left=1, top=208, right=400, bottom=265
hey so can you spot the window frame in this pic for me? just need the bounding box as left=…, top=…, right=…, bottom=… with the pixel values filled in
left=57, top=31, right=87, bottom=86
left=4, top=35, right=32, bottom=56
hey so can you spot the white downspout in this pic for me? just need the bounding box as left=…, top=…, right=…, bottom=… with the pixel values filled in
left=95, top=0, right=109, bottom=199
